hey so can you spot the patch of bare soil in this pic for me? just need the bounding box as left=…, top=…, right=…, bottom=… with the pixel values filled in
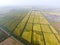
left=0, top=37, right=23, bottom=45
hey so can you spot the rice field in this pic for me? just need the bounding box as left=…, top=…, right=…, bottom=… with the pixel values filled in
left=0, top=10, right=60, bottom=45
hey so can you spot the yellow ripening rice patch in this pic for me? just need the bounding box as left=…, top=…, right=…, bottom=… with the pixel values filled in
left=33, top=24, right=41, bottom=31
left=35, top=12, right=38, bottom=15
left=28, top=16, right=34, bottom=23
left=34, top=18, right=39, bottom=23
left=40, top=16, right=44, bottom=19
left=56, top=34, right=60, bottom=41
left=44, top=33, right=60, bottom=45
left=13, top=23, right=25, bottom=37
left=34, top=13, right=39, bottom=24
left=21, top=15, right=29, bottom=23
left=25, top=23, right=32, bottom=31
left=22, top=30, right=32, bottom=43
left=35, top=12, right=39, bottom=18
left=31, top=13, right=34, bottom=17
left=41, top=25, right=51, bottom=33
left=39, top=13, right=44, bottom=17
left=40, top=15, right=45, bottom=18
left=39, top=13, right=45, bottom=17
left=33, top=32, right=44, bottom=45
left=37, top=14, right=41, bottom=17
left=34, top=15, right=38, bottom=18
left=50, top=25, right=58, bottom=34
left=22, top=23, right=32, bottom=42
left=39, top=13, right=49, bottom=24
left=40, top=18, right=49, bottom=24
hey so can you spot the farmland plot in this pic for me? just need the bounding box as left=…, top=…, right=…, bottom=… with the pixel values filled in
left=0, top=10, right=60, bottom=45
